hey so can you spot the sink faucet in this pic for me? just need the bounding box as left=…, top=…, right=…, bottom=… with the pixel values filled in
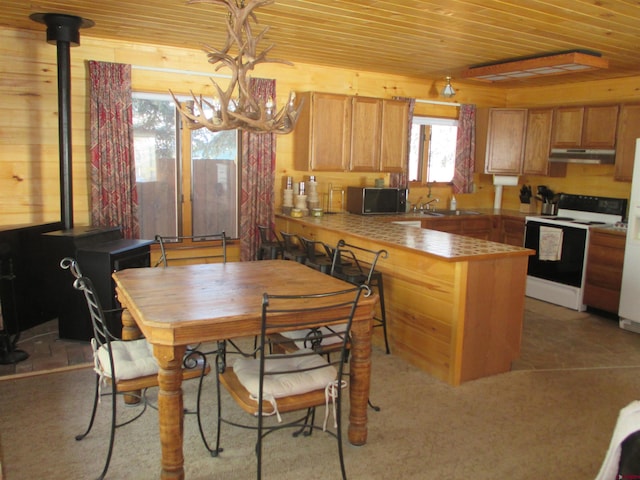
left=421, top=198, right=439, bottom=211
left=412, top=196, right=423, bottom=212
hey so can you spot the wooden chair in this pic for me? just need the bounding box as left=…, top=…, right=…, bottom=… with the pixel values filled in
left=257, top=225, right=283, bottom=260
left=60, top=257, right=209, bottom=480
left=330, top=240, right=390, bottom=354
left=211, top=286, right=366, bottom=480
left=154, top=232, right=226, bottom=267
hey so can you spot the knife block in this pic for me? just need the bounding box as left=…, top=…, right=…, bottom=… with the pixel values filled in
left=519, top=198, right=537, bottom=213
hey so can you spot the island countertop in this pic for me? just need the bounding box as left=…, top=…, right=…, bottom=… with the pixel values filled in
left=276, top=210, right=533, bottom=385
left=276, top=212, right=534, bottom=261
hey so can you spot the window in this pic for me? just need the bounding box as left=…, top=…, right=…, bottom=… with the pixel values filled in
left=409, top=117, right=458, bottom=184
left=132, top=93, right=239, bottom=240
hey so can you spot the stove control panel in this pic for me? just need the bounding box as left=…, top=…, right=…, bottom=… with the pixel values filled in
left=558, top=194, right=628, bottom=217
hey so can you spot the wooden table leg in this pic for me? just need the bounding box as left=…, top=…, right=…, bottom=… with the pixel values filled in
left=120, top=308, right=142, bottom=341
left=154, top=344, right=187, bottom=480
left=348, top=306, right=374, bottom=446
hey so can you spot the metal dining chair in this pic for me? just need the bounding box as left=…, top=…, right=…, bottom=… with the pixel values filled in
left=330, top=239, right=390, bottom=354
left=257, top=225, right=284, bottom=260
left=211, top=286, right=367, bottom=480
left=60, top=257, right=209, bottom=480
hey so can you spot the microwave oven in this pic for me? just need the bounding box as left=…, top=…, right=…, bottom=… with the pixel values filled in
left=346, top=187, right=408, bottom=215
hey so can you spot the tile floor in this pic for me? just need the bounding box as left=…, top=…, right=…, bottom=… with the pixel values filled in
left=1, top=297, right=639, bottom=379
left=0, top=319, right=93, bottom=378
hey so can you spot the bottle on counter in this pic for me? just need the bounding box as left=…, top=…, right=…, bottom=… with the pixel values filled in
left=450, top=195, right=457, bottom=210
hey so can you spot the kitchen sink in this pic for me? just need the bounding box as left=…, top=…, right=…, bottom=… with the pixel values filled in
left=422, top=210, right=481, bottom=216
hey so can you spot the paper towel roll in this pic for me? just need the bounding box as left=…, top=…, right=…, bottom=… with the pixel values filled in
left=493, top=175, right=519, bottom=186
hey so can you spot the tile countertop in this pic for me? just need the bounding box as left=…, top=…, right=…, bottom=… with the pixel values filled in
left=591, top=224, right=628, bottom=236
left=277, top=212, right=534, bottom=262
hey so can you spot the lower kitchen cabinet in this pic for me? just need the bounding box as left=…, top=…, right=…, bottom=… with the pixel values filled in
left=499, top=216, right=526, bottom=247
left=583, top=229, right=626, bottom=314
left=422, top=216, right=492, bottom=240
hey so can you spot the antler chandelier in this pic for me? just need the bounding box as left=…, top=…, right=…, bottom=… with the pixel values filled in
left=172, top=0, right=303, bottom=134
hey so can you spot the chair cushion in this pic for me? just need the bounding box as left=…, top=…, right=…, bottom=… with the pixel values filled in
left=280, top=325, right=347, bottom=349
left=233, top=350, right=337, bottom=399
left=96, top=338, right=158, bottom=381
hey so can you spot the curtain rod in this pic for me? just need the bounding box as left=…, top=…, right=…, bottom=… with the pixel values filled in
left=132, top=65, right=231, bottom=79
left=415, top=98, right=461, bottom=107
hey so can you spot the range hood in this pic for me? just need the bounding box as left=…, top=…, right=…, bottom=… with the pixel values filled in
left=548, top=148, right=616, bottom=164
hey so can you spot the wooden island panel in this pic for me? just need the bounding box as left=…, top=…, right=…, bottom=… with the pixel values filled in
left=276, top=214, right=532, bottom=385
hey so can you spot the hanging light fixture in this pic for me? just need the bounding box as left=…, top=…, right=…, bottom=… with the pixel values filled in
left=441, top=76, right=456, bottom=98
left=460, top=50, right=608, bottom=82
left=171, top=0, right=303, bottom=134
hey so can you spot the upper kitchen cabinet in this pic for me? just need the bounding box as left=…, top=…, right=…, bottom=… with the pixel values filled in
left=614, top=104, right=640, bottom=182
left=350, top=97, right=409, bottom=172
left=522, top=108, right=553, bottom=176
left=379, top=99, right=409, bottom=173
left=522, top=108, right=567, bottom=177
left=350, top=97, right=382, bottom=171
left=294, top=92, right=351, bottom=171
left=485, top=108, right=527, bottom=175
left=295, top=92, right=409, bottom=173
left=551, top=105, right=619, bottom=149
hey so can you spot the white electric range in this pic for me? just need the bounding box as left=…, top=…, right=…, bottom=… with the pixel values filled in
left=524, top=193, right=628, bottom=311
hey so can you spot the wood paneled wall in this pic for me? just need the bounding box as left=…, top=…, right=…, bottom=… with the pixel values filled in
left=1, top=25, right=637, bottom=228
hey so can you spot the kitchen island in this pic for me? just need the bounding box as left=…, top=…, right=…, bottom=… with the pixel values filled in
left=276, top=212, right=534, bottom=385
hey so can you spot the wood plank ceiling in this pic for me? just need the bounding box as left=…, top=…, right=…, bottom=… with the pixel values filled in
left=3, top=0, right=640, bottom=87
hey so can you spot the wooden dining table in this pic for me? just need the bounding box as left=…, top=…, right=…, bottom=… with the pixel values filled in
left=112, top=259, right=378, bottom=480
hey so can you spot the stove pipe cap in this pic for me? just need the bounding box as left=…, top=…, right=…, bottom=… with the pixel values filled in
left=30, top=13, right=94, bottom=46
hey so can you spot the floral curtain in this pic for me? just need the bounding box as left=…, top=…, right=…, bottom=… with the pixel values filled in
left=452, top=104, right=476, bottom=194
left=389, top=96, right=416, bottom=188
left=88, top=61, right=139, bottom=239
left=240, top=78, right=277, bottom=261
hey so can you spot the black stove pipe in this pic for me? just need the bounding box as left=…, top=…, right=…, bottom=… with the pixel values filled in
left=30, top=13, right=93, bottom=231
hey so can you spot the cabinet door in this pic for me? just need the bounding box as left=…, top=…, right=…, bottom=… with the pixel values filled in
left=310, top=93, right=351, bottom=171
left=551, top=107, right=584, bottom=148
left=500, top=216, right=525, bottom=247
left=350, top=97, right=382, bottom=171
left=615, top=104, right=640, bottom=182
left=523, top=108, right=553, bottom=175
left=421, top=218, right=463, bottom=234
left=462, top=217, right=493, bottom=240
left=584, top=230, right=625, bottom=313
left=485, top=108, right=527, bottom=174
left=380, top=99, right=409, bottom=173
left=582, top=105, right=618, bottom=148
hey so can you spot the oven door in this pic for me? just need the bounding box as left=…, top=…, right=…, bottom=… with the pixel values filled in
left=524, top=220, right=587, bottom=287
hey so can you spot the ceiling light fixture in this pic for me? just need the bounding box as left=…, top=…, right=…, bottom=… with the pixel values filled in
left=461, top=50, right=608, bottom=82
left=172, top=0, right=303, bottom=134
left=441, top=76, right=456, bottom=98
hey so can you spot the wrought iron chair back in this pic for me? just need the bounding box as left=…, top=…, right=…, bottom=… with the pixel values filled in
left=213, top=285, right=367, bottom=480
left=330, top=240, right=390, bottom=355
left=257, top=225, right=283, bottom=260
left=154, top=232, right=226, bottom=267
left=60, top=257, right=209, bottom=480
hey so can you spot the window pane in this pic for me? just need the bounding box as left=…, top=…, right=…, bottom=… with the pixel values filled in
left=191, top=129, right=239, bottom=238
left=133, top=97, right=179, bottom=239
left=409, top=117, right=458, bottom=183
left=427, top=125, right=457, bottom=183
left=408, top=123, right=423, bottom=182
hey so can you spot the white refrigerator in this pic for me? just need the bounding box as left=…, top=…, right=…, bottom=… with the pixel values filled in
left=619, top=138, right=640, bottom=332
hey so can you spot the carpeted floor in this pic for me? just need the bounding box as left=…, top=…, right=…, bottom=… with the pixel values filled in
left=1, top=299, right=639, bottom=479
